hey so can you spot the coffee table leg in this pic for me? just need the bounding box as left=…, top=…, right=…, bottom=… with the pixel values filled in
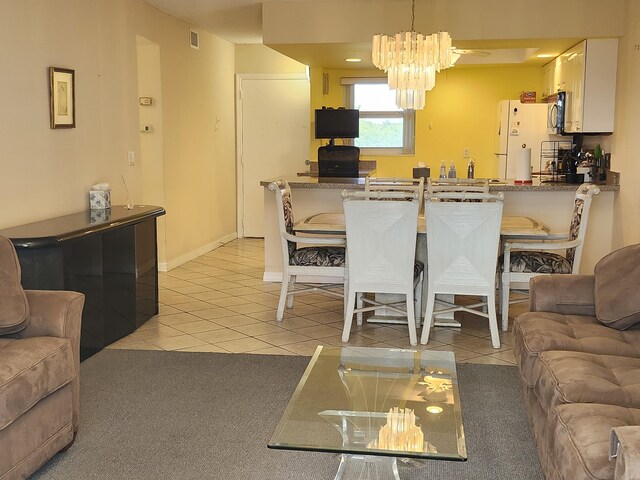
left=334, top=454, right=400, bottom=480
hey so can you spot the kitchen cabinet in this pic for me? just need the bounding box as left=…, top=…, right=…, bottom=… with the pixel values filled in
left=541, top=39, right=617, bottom=133
left=562, top=39, right=618, bottom=133
left=541, top=62, right=555, bottom=99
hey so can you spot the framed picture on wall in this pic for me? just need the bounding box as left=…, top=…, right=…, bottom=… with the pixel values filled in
left=49, top=67, right=75, bottom=128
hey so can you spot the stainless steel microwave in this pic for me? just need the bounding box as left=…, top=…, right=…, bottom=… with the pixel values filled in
left=546, top=92, right=567, bottom=135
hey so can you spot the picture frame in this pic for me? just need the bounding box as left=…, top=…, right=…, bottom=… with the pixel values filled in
left=49, top=67, right=75, bottom=128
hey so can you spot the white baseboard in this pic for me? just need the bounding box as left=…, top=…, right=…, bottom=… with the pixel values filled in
left=158, top=232, right=238, bottom=272
left=263, top=272, right=283, bottom=283
left=262, top=271, right=343, bottom=284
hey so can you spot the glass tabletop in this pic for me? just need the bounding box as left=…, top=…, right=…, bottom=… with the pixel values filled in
left=268, top=346, right=466, bottom=462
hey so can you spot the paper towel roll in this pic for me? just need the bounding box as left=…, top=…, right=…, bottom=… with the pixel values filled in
left=515, top=148, right=532, bottom=182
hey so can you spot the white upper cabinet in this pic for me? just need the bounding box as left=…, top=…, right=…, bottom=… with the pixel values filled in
left=541, top=62, right=555, bottom=100
left=541, top=39, right=618, bottom=133
left=564, top=39, right=618, bottom=134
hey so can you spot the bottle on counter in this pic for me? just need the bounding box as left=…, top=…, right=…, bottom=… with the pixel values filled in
left=448, top=161, right=457, bottom=179
left=467, top=159, right=475, bottom=179
left=439, top=160, right=447, bottom=178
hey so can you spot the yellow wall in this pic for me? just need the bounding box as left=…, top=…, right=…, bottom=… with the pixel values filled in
left=310, top=65, right=543, bottom=178
left=0, top=0, right=237, bottom=269
left=608, top=0, right=640, bottom=249
left=235, top=44, right=307, bottom=74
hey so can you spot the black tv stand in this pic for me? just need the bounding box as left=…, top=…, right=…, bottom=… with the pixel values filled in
left=318, top=142, right=360, bottom=178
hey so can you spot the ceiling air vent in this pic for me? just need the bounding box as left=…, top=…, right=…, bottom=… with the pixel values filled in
left=190, top=28, right=199, bottom=50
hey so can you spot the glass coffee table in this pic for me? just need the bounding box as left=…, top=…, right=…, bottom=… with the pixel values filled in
left=268, top=346, right=466, bottom=479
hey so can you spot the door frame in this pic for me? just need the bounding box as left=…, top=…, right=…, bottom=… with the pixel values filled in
left=235, top=73, right=309, bottom=238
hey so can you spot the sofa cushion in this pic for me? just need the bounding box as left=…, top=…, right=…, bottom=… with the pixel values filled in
left=533, top=351, right=640, bottom=413
left=0, top=236, right=29, bottom=335
left=513, top=312, right=640, bottom=387
left=550, top=403, right=640, bottom=480
left=0, top=336, right=75, bottom=430
left=595, top=243, right=640, bottom=330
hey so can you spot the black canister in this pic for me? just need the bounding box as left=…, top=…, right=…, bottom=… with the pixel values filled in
left=413, top=167, right=430, bottom=179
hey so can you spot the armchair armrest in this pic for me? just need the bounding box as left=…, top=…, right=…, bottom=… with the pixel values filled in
left=282, top=231, right=346, bottom=246
left=504, top=236, right=581, bottom=251
left=18, top=290, right=84, bottom=344
left=611, top=426, right=640, bottom=480
left=17, top=290, right=85, bottom=432
left=529, top=275, right=596, bottom=316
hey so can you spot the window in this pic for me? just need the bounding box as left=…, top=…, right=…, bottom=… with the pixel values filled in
left=343, top=78, right=415, bottom=155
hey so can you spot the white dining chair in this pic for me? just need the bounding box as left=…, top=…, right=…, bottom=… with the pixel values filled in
left=499, top=183, right=600, bottom=330
left=420, top=191, right=505, bottom=348
left=341, top=191, right=423, bottom=346
left=268, top=180, right=347, bottom=321
left=426, top=177, right=489, bottom=195
left=365, top=177, right=425, bottom=212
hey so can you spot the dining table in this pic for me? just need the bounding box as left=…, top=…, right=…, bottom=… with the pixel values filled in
left=294, top=212, right=550, bottom=238
left=293, top=212, right=550, bottom=327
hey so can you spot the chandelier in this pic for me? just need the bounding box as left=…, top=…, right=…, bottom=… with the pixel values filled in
left=372, top=0, right=457, bottom=110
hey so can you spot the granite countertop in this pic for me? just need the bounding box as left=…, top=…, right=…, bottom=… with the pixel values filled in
left=260, top=176, right=619, bottom=191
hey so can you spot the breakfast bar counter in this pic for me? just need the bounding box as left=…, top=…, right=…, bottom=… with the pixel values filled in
left=260, top=177, right=618, bottom=281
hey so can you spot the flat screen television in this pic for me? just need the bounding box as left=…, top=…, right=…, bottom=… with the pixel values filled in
left=315, top=108, right=359, bottom=141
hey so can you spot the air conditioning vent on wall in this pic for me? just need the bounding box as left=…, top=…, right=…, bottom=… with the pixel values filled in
left=190, top=28, right=199, bottom=50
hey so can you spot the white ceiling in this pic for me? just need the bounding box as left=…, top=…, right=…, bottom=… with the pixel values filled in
left=144, top=0, right=579, bottom=68
left=146, top=0, right=323, bottom=44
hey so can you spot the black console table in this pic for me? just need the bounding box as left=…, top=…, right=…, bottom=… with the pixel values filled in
left=0, top=205, right=166, bottom=360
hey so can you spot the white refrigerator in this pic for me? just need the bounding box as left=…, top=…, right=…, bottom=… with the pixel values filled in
left=495, top=100, right=557, bottom=179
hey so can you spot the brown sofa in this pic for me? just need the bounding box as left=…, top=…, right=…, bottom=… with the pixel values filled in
left=513, top=243, right=640, bottom=480
left=0, top=236, right=84, bottom=480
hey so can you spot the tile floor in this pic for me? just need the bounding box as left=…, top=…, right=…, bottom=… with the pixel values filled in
left=108, top=238, right=525, bottom=365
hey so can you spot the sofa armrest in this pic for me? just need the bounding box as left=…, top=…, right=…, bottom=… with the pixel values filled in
left=611, top=426, right=640, bottom=480
left=17, top=290, right=85, bottom=432
left=529, top=274, right=596, bottom=316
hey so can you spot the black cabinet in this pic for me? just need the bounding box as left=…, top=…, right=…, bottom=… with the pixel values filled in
left=0, top=205, right=165, bottom=360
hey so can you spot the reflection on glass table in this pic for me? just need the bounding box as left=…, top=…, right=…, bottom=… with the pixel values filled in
left=268, top=346, right=466, bottom=480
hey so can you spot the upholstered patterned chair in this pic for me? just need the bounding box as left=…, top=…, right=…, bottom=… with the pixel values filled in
left=499, top=183, right=600, bottom=330
left=268, top=180, right=346, bottom=321
left=0, top=235, right=84, bottom=479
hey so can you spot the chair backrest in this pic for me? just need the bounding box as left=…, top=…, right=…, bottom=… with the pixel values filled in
left=365, top=177, right=425, bottom=212
left=426, top=178, right=489, bottom=195
left=566, top=183, right=600, bottom=272
left=343, top=191, right=419, bottom=293
left=268, top=179, right=296, bottom=261
left=425, top=192, right=504, bottom=295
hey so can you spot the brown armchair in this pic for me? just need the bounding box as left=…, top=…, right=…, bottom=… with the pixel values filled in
left=0, top=236, right=84, bottom=480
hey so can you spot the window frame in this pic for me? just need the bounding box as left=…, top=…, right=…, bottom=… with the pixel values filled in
left=343, top=77, right=416, bottom=156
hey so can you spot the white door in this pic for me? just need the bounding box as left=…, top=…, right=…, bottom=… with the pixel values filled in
left=236, top=74, right=310, bottom=238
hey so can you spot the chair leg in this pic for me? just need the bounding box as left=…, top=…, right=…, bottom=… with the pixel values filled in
left=406, top=293, right=417, bottom=346
left=420, top=293, right=436, bottom=345
left=286, top=275, right=296, bottom=309
left=343, top=281, right=348, bottom=319
left=277, top=273, right=290, bottom=321
left=414, top=271, right=423, bottom=327
left=487, top=292, right=501, bottom=348
left=501, top=272, right=510, bottom=331
left=356, top=294, right=363, bottom=326
left=342, top=289, right=357, bottom=342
